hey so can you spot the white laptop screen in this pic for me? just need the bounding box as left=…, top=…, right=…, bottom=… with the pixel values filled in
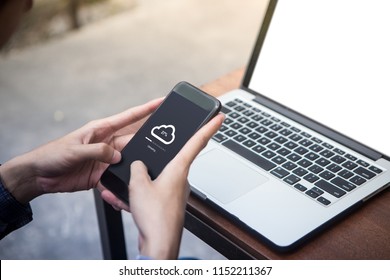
left=248, top=0, right=389, bottom=156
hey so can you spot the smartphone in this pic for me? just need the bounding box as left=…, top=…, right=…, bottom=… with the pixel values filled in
left=100, top=81, right=221, bottom=204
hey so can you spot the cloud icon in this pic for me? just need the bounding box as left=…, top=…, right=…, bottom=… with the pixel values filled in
left=151, top=124, right=176, bottom=145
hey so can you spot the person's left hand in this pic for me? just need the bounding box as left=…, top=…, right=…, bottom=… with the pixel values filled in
left=0, top=98, right=163, bottom=211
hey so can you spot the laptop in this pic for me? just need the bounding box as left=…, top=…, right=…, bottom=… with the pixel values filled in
left=188, top=0, right=390, bottom=252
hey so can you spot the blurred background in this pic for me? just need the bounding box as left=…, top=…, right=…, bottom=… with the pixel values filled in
left=0, top=0, right=266, bottom=259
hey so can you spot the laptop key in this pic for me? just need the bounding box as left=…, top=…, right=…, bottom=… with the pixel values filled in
left=219, top=125, right=228, bottom=132
left=327, top=163, right=342, bottom=173
left=252, top=145, right=266, bottom=154
left=306, top=187, right=323, bottom=198
left=338, top=169, right=354, bottom=179
left=226, top=101, right=237, bottom=107
left=263, top=150, right=276, bottom=159
left=294, top=183, right=307, bottom=192
left=320, top=149, right=334, bottom=158
left=248, top=132, right=261, bottom=140
left=297, top=159, right=312, bottom=168
left=272, top=156, right=286, bottom=165
left=265, top=131, right=278, bottom=139
left=225, top=130, right=237, bottom=137
left=277, top=147, right=291, bottom=156
left=300, top=139, right=313, bottom=147
left=315, top=180, right=346, bottom=198
left=285, top=141, right=298, bottom=150
left=267, top=142, right=281, bottom=151
left=238, top=116, right=250, bottom=123
left=243, top=139, right=256, bottom=148
left=293, top=167, right=308, bottom=177
left=230, top=122, right=242, bottom=130
left=221, top=106, right=231, bottom=114
left=315, top=158, right=331, bottom=167
left=331, top=177, right=356, bottom=192
left=308, top=164, right=324, bottom=174
left=310, top=144, right=324, bottom=152
left=239, top=127, right=251, bottom=135
left=271, top=167, right=290, bottom=179
left=251, top=115, right=263, bottom=122
left=357, top=159, right=369, bottom=167
left=261, top=119, right=273, bottom=126
left=280, top=129, right=292, bottom=136
left=222, top=140, right=276, bottom=171
left=342, top=161, right=358, bottom=170
left=289, top=134, right=303, bottom=142
left=331, top=155, right=346, bottom=164
left=223, top=118, right=233, bottom=125
left=294, top=146, right=309, bottom=155
left=287, top=153, right=302, bottom=162
left=317, top=196, right=331, bottom=206
left=213, top=133, right=228, bottom=143
left=354, top=167, right=376, bottom=180
left=282, top=161, right=297, bottom=171
left=229, top=112, right=240, bottom=119
left=246, top=121, right=259, bottom=129
left=305, top=152, right=319, bottom=161
left=258, top=137, right=271, bottom=145
left=256, top=126, right=268, bottom=134
left=350, top=175, right=366, bottom=186
left=235, top=105, right=246, bottom=112
left=233, top=134, right=247, bottom=143
left=284, top=174, right=300, bottom=185
left=319, top=170, right=335, bottom=180
left=305, top=190, right=319, bottom=198
left=304, top=173, right=320, bottom=183
left=369, top=166, right=383, bottom=174
left=274, top=136, right=288, bottom=144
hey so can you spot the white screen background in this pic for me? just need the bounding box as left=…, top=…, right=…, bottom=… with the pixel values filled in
left=249, top=0, right=390, bottom=156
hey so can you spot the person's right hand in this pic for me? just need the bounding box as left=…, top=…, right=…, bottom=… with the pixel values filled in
left=128, top=113, right=224, bottom=259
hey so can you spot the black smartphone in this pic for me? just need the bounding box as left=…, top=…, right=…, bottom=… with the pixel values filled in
left=100, top=81, right=221, bottom=204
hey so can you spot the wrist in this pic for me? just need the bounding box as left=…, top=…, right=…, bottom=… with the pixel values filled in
left=140, top=240, right=179, bottom=260
left=139, top=228, right=183, bottom=260
left=0, top=155, right=42, bottom=204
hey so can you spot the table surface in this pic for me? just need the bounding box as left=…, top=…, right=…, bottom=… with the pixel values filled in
left=186, top=68, right=390, bottom=260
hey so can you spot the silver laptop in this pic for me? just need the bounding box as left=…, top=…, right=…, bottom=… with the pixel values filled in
left=188, top=0, right=390, bottom=251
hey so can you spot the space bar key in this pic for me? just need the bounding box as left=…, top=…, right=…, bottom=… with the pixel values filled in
left=222, top=140, right=276, bottom=171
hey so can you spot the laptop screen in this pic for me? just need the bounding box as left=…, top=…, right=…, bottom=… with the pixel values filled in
left=247, top=0, right=390, bottom=156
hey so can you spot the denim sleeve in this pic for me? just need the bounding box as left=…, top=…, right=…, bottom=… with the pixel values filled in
left=0, top=175, right=33, bottom=239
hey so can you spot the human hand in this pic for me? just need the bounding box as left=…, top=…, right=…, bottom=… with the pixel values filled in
left=0, top=98, right=163, bottom=211
left=128, top=113, right=224, bottom=259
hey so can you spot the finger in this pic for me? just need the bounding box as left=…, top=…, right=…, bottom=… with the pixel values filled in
left=112, top=134, right=133, bottom=151
left=106, top=98, right=164, bottom=131
left=72, top=143, right=121, bottom=164
left=101, top=189, right=130, bottom=212
left=172, top=113, right=224, bottom=167
left=97, top=183, right=130, bottom=211
left=129, top=160, right=151, bottom=190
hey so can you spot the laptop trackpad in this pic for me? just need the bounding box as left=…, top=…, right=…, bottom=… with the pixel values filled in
left=189, top=148, right=269, bottom=204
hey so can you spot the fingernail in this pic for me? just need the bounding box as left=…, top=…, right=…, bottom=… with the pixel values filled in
left=112, top=150, right=121, bottom=163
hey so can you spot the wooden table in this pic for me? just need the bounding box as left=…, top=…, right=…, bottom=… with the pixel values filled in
left=94, top=69, right=390, bottom=260
left=185, top=69, right=390, bottom=260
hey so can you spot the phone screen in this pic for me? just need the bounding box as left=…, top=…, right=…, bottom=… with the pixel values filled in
left=101, top=86, right=219, bottom=203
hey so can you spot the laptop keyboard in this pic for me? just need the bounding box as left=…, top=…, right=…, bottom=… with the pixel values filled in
left=213, top=98, right=383, bottom=206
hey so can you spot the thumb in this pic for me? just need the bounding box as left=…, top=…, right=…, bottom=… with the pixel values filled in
left=129, top=160, right=151, bottom=190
